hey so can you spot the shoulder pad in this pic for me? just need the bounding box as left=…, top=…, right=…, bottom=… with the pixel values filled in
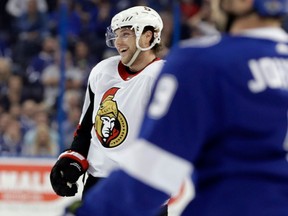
left=179, top=34, right=221, bottom=49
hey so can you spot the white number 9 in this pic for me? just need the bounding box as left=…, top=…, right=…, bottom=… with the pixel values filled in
left=148, top=74, right=178, bottom=119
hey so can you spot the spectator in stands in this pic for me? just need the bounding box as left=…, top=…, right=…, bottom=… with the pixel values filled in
left=41, top=50, right=83, bottom=114
left=157, top=10, right=174, bottom=57
left=72, top=40, right=96, bottom=90
left=48, top=0, right=82, bottom=49
left=6, top=0, right=48, bottom=18
left=22, top=122, right=59, bottom=157
left=63, top=89, right=82, bottom=116
left=11, top=0, right=49, bottom=68
left=54, top=89, right=82, bottom=149
left=62, top=106, right=81, bottom=150
left=24, top=36, right=59, bottom=102
left=187, top=0, right=219, bottom=37
left=180, top=0, right=200, bottom=20
left=0, top=112, right=11, bottom=138
left=8, top=103, right=21, bottom=120
left=19, top=99, right=38, bottom=134
left=0, top=58, right=12, bottom=101
left=0, top=118, right=23, bottom=156
left=83, top=1, right=117, bottom=60
left=21, top=103, right=59, bottom=157
left=0, top=74, right=25, bottom=112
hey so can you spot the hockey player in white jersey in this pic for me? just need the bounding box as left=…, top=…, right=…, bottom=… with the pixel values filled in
left=50, top=5, right=168, bottom=215
left=74, top=0, right=288, bottom=215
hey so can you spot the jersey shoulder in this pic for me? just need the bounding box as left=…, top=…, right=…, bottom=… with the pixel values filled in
left=168, top=34, right=223, bottom=64
left=179, top=34, right=222, bottom=49
left=166, top=34, right=259, bottom=70
left=89, top=55, right=121, bottom=79
left=161, top=34, right=235, bottom=86
left=141, top=59, right=166, bottom=79
left=165, top=34, right=223, bottom=71
left=91, top=55, right=121, bottom=74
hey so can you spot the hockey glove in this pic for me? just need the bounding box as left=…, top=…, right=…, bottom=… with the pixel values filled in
left=50, top=150, right=89, bottom=197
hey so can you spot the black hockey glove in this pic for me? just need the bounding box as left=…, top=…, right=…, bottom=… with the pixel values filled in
left=50, top=150, right=89, bottom=197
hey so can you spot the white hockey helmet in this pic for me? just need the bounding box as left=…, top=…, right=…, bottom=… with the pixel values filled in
left=106, top=6, right=163, bottom=51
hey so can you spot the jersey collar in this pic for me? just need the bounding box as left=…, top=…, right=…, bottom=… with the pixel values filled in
left=118, top=57, right=161, bottom=81
left=237, top=27, right=288, bottom=42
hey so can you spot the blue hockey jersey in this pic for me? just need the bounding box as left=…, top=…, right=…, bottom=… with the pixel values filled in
left=77, top=27, right=288, bottom=216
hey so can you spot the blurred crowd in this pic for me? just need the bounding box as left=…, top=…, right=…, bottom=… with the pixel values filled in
left=0, top=0, right=287, bottom=158
left=0, top=0, right=201, bottom=158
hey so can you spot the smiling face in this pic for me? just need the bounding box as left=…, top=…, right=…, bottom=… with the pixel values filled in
left=114, top=27, right=156, bottom=70
left=114, top=27, right=137, bottom=65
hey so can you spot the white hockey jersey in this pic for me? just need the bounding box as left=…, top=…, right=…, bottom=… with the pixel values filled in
left=73, top=55, right=164, bottom=177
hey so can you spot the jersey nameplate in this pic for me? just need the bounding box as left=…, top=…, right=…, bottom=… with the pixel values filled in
left=248, top=57, right=288, bottom=93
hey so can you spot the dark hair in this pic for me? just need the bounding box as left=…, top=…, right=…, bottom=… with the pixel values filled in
left=142, top=26, right=162, bottom=54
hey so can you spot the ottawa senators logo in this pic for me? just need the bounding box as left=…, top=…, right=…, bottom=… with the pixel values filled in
left=94, top=87, right=128, bottom=148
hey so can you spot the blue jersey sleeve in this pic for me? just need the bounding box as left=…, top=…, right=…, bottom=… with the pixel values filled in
left=77, top=170, right=169, bottom=216
left=139, top=45, right=221, bottom=162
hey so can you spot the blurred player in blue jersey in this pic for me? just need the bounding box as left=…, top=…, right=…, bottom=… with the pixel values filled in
left=75, top=0, right=288, bottom=215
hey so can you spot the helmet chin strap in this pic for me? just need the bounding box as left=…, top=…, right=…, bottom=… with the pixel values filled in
left=123, top=48, right=141, bottom=67
left=123, top=33, right=158, bottom=68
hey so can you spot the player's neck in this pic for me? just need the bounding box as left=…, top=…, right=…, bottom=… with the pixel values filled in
left=230, top=14, right=281, bottom=34
left=128, top=51, right=157, bottom=72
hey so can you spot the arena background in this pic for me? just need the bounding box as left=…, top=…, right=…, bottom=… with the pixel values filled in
left=0, top=0, right=186, bottom=215
left=1, top=0, right=288, bottom=215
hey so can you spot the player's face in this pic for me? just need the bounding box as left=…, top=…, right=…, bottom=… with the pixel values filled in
left=114, top=28, right=137, bottom=65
